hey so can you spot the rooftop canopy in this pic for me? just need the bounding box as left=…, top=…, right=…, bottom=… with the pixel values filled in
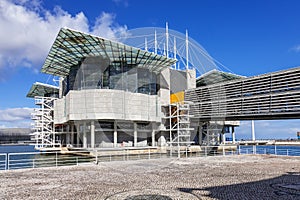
left=26, top=82, right=59, bottom=98
left=41, top=28, right=177, bottom=77
left=196, top=69, right=245, bottom=87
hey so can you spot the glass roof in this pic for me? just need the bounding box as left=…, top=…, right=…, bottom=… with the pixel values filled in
left=196, top=69, right=245, bottom=87
left=41, top=28, right=177, bottom=77
left=26, top=82, right=59, bottom=98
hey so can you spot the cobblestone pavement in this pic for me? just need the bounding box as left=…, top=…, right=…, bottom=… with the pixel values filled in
left=0, top=155, right=299, bottom=200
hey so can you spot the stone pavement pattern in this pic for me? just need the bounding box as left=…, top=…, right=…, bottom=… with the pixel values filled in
left=0, top=155, right=299, bottom=200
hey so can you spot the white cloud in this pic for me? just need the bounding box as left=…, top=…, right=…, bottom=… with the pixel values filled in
left=0, top=107, right=33, bottom=128
left=0, top=0, right=127, bottom=81
left=112, top=0, right=129, bottom=7
left=291, top=45, right=300, bottom=52
left=91, top=12, right=128, bottom=41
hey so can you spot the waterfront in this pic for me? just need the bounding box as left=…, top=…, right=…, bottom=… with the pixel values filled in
left=0, top=144, right=36, bottom=153
left=0, top=155, right=299, bottom=199
left=239, top=145, right=300, bottom=156
left=2, top=144, right=300, bottom=155
left=1, top=144, right=300, bottom=171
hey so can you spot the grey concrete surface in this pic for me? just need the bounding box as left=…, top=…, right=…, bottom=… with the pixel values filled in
left=0, top=155, right=299, bottom=200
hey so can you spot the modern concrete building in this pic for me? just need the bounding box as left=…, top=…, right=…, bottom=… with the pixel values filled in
left=28, top=27, right=300, bottom=153
left=27, top=27, right=207, bottom=151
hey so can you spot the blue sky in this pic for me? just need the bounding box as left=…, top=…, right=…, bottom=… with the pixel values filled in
left=0, top=0, right=300, bottom=139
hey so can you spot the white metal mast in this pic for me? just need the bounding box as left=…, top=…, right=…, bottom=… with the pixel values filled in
left=174, top=36, right=177, bottom=69
left=145, top=37, right=148, bottom=51
left=154, top=30, right=157, bottom=54
left=166, top=22, right=169, bottom=58
left=185, top=29, right=189, bottom=70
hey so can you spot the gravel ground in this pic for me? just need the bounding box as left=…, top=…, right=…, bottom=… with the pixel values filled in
left=0, top=155, right=299, bottom=200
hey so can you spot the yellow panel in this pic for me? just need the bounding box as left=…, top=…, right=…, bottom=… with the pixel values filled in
left=170, top=91, right=185, bottom=103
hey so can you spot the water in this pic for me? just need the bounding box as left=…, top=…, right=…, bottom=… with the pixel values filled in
left=0, top=145, right=94, bottom=170
left=239, top=145, right=300, bottom=156
left=0, top=144, right=37, bottom=153
left=0, top=145, right=38, bottom=170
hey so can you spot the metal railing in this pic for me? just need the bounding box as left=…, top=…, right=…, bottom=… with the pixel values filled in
left=0, top=153, right=6, bottom=170
left=238, top=146, right=300, bottom=156
left=4, top=151, right=94, bottom=170
left=0, top=146, right=299, bottom=171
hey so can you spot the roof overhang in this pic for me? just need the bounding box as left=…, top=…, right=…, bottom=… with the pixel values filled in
left=26, top=82, right=59, bottom=98
left=196, top=69, right=245, bottom=86
left=41, top=28, right=177, bottom=77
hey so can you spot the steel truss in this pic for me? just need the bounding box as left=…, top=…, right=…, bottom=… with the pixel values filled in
left=31, top=96, right=60, bottom=149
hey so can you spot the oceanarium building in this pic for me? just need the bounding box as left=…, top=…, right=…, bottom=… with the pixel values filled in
left=27, top=27, right=240, bottom=151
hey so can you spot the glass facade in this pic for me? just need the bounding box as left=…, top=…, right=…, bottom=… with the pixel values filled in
left=64, top=56, right=159, bottom=95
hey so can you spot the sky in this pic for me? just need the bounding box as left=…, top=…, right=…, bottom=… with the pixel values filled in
left=0, top=0, right=300, bottom=139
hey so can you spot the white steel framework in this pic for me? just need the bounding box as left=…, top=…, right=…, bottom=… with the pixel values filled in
left=31, top=96, right=59, bottom=149
left=164, top=102, right=194, bottom=157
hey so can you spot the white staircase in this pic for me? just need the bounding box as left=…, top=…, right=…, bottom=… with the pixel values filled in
left=31, top=96, right=60, bottom=149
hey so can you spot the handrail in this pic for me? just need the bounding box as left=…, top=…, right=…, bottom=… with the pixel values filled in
left=0, top=146, right=299, bottom=171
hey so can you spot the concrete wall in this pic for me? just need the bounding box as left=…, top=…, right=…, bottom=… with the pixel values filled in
left=186, top=69, right=196, bottom=89
left=159, top=68, right=170, bottom=105
left=169, top=68, right=196, bottom=94
left=54, top=89, right=161, bottom=124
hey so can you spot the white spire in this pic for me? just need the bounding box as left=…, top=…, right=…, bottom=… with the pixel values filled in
left=174, top=36, right=177, bottom=69
left=166, top=22, right=169, bottom=58
left=185, top=29, right=189, bottom=70
left=145, top=37, right=148, bottom=51
left=154, top=30, right=157, bottom=54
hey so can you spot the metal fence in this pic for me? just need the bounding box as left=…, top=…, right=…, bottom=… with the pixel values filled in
left=0, top=153, right=6, bottom=170
left=238, top=145, right=300, bottom=156
left=0, top=146, right=300, bottom=171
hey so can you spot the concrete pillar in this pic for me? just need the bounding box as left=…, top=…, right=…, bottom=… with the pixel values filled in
left=59, top=77, right=63, bottom=98
left=152, top=123, right=156, bottom=147
left=66, top=125, right=70, bottom=145
left=186, top=68, right=196, bottom=89
left=83, top=122, right=87, bottom=148
left=198, top=124, right=203, bottom=145
left=222, top=133, right=226, bottom=144
left=76, top=123, right=80, bottom=147
left=71, top=124, right=74, bottom=145
left=91, top=121, right=95, bottom=148
left=134, top=122, right=137, bottom=147
left=232, top=126, right=236, bottom=144
left=113, top=121, right=117, bottom=148
left=251, top=120, right=256, bottom=141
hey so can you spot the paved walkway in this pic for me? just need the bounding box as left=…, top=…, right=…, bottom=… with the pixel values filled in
left=0, top=155, right=299, bottom=199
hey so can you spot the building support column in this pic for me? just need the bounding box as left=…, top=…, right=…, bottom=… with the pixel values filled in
left=232, top=126, right=236, bottom=144
left=198, top=123, right=203, bottom=145
left=251, top=120, right=256, bottom=141
left=66, top=124, right=70, bottom=145
left=222, top=132, right=226, bottom=145
left=114, top=121, right=117, bottom=148
left=71, top=123, right=74, bottom=145
left=91, top=121, right=95, bottom=148
left=152, top=123, right=156, bottom=147
left=76, top=123, right=80, bottom=147
left=83, top=122, right=87, bottom=148
left=134, top=122, right=137, bottom=147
